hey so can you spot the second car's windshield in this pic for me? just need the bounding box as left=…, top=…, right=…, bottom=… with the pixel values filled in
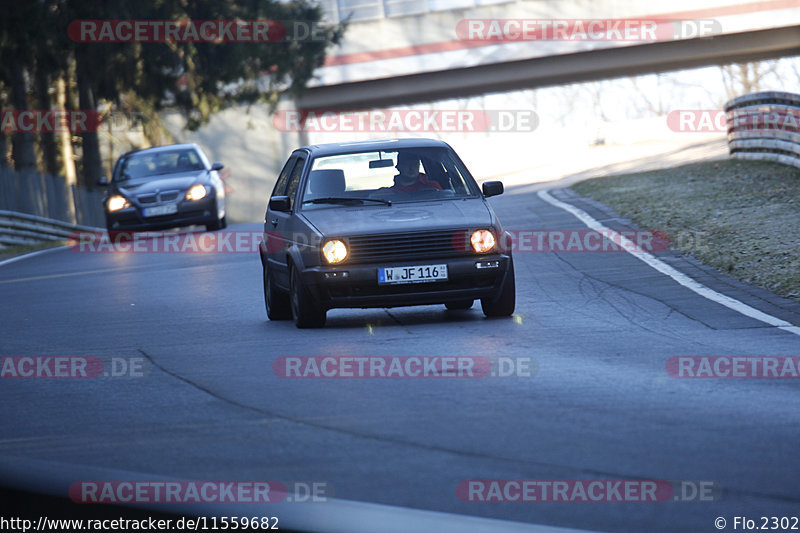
left=302, top=147, right=478, bottom=207
left=115, top=149, right=205, bottom=181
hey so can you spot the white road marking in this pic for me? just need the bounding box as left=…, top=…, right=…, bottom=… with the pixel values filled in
left=0, top=245, right=68, bottom=268
left=538, top=189, right=800, bottom=337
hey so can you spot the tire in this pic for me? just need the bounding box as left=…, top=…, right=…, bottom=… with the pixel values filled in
left=481, top=258, right=515, bottom=317
left=206, top=218, right=222, bottom=231
left=205, top=206, right=225, bottom=231
left=290, top=264, right=326, bottom=328
left=445, top=299, right=473, bottom=310
left=264, top=264, right=292, bottom=320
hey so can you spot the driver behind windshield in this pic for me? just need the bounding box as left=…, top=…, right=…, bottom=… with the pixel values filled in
left=392, top=151, right=442, bottom=193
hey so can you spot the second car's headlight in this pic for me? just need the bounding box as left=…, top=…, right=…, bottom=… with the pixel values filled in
left=185, top=184, right=207, bottom=201
left=470, top=230, right=496, bottom=253
left=322, top=239, right=348, bottom=264
left=107, top=195, right=129, bottom=212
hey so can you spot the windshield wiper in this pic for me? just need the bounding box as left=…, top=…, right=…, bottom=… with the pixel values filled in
left=303, top=196, right=392, bottom=206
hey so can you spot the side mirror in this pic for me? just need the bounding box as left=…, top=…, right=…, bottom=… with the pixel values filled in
left=211, top=162, right=224, bottom=171
left=482, top=181, right=504, bottom=198
left=97, top=176, right=109, bottom=186
left=269, top=195, right=291, bottom=212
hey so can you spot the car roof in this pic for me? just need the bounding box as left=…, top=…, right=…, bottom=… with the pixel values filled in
left=296, top=138, right=452, bottom=158
left=121, top=143, right=202, bottom=159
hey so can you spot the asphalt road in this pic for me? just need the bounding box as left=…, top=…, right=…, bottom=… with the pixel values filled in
left=1, top=184, right=799, bottom=532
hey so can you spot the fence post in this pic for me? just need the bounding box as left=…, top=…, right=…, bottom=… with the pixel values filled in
left=0, top=167, right=12, bottom=211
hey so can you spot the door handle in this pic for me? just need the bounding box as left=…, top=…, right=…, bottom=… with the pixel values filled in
left=270, top=219, right=278, bottom=227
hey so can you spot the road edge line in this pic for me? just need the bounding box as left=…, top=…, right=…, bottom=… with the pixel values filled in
left=537, top=189, right=800, bottom=337
left=0, top=245, right=68, bottom=268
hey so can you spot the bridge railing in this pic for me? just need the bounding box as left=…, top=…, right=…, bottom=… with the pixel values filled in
left=725, top=91, right=800, bottom=169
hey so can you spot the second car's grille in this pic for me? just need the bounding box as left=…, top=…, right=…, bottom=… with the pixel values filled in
left=160, top=191, right=180, bottom=202
left=346, top=229, right=472, bottom=264
left=137, top=190, right=180, bottom=204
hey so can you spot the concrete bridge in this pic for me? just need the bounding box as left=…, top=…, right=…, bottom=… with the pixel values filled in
left=299, top=0, right=800, bottom=109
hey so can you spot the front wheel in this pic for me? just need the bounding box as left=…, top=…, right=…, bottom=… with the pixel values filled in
left=205, top=203, right=226, bottom=231
left=481, top=258, right=515, bottom=317
left=290, top=265, right=326, bottom=328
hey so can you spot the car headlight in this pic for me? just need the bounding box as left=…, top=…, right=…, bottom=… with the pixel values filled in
left=470, top=229, right=496, bottom=253
left=107, top=195, right=129, bottom=212
left=185, top=184, right=207, bottom=201
left=322, top=239, right=348, bottom=264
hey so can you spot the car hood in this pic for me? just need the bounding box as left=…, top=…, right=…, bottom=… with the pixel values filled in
left=115, top=171, right=207, bottom=194
left=300, top=198, right=494, bottom=236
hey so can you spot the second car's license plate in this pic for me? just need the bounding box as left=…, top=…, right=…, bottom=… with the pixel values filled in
left=143, top=203, right=178, bottom=217
left=378, top=264, right=448, bottom=284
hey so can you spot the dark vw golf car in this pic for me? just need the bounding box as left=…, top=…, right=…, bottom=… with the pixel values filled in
left=260, top=138, right=515, bottom=328
left=101, top=143, right=227, bottom=232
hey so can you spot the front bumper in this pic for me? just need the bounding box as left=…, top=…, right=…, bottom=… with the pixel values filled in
left=105, top=197, right=217, bottom=231
left=301, top=254, right=512, bottom=309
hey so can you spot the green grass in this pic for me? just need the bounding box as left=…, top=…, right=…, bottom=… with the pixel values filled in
left=572, top=159, right=800, bottom=302
left=0, top=240, right=67, bottom=262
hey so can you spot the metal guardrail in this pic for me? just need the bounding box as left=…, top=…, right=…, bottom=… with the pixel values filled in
left=725, top=91, right=800, bottom=169
left=0, top=210, right=101, bottom=248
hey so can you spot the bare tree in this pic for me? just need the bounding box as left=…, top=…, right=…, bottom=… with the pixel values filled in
left=0, top=83, right=7, bottom=168
left=720, top=60, right=781, bottom=100
left=628, top=74, right=666, bottom=117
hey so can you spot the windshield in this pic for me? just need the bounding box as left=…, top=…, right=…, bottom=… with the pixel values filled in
left=301, top=147, right=479, bottom=208
left=115, top=149, right=205, bottom=181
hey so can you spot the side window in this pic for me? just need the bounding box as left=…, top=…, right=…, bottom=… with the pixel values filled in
left=285, top=156, right=306, bottom=208
left=271, top=157, right=296, bottom=197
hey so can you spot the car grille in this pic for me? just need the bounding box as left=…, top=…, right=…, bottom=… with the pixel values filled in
left=137, top=190, right=181, bottom=204
left=346, top=229, right=472, bottom=264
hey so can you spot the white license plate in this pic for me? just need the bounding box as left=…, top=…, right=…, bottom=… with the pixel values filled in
left=378, top=264, right=448, bottom=284
left=143, top=203, right=178, bottom=217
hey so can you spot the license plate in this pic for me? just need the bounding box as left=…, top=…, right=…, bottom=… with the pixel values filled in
left=143, top=203, right=178, bottom=217
left=378, top=264, right=448, bottom=284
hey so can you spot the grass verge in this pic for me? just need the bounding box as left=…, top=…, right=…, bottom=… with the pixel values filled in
left=0, top=241, right=67, bottom=262
left=571, top=159, right=800, bottom=302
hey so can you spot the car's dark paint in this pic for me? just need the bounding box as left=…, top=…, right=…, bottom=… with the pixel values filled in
left=101, top=143, right=227, bottom=232
left=260, top=138, right=515, bottom=328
